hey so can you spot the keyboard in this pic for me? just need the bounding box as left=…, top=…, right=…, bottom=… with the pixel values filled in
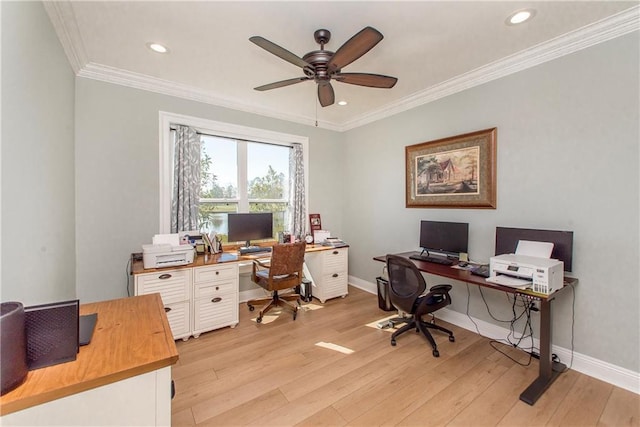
left=409, top=254, right=454, bottom=265
left=239, top=246, right=272, bottom=255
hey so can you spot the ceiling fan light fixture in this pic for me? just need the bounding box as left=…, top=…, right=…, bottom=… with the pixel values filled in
left=147, top=42, right=169, bottom=53
left=506, top=9, right=536, bottom=25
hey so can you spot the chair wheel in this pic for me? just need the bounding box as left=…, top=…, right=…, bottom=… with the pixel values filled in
left=449, top=335, right=455, bottom=342
left=256, top=316, right=262, bottom=323
left=391, top=339, right=396, bottom=346
left=433, top=349, right=440, bottom=357
left=248, top=305, right=254, bottom=311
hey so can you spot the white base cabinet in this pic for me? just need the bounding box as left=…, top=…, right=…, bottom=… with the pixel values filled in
left=135, top=263, right=239, bottom=340
left=192, top=263, right=239, bottom=337
left=306, top=247, right=349, bottom=303
left=134, top=268, right=191, bottom=340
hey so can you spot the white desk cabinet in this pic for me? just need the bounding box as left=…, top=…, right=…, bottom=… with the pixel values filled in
left=306, top=247, right=349, bottom=303
left=134, top=262, right=239, bottom=340
left=192, top=263, right=239, bottom=337
left=134, top=268, right=191, bottom=340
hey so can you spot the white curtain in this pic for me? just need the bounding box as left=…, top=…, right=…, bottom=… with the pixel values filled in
left=171, top=125, right=201, bottom=233
left=288, top=143, right=306, bottom=238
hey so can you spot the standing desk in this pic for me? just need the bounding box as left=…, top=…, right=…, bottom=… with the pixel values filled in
left=374, top=251, right=578, bottom=405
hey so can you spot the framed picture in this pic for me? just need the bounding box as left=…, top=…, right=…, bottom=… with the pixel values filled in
left=406, top=128, right=497, bottom=209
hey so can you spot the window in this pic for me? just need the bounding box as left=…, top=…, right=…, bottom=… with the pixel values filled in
left=199, top=136, right=290, bottom=241
left=159, top=112, right=309, bottom=240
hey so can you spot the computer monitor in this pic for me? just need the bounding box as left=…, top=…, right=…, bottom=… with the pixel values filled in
left=495, top=227, right=574, bottom=272
left=227, top=212, right=273, bottom=247
left=419, top=220, right=469, bottom=258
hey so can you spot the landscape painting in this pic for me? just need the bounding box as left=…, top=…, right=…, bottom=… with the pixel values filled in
left=415, top=146, right=480, bottom=195
left=406, top=128, right=497, bottom=209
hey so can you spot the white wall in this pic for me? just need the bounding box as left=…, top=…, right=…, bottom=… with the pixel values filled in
left=1, top=1, right=76, bottom=304
left=74, top=79, right=345, bottom=302
left=342, top=33, right=639, bottom=372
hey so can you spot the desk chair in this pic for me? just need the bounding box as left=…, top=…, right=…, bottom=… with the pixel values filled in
left=247, top=242, right=306, bottom=323
left=386, top=254, right=455, bottom=357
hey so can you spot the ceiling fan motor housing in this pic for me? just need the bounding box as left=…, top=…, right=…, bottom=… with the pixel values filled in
left=302, top=50, right=337, bottom=82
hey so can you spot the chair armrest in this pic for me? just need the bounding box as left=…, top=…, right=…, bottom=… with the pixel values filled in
left=429, top=284, right=452, bottom=294
left=253, top=258, right=271, bottom=269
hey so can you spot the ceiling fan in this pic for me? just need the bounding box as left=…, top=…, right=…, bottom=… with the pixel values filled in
left=250, top=27, right=398, bottom=107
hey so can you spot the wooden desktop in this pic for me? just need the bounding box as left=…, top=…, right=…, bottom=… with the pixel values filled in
left=0, top=294, right=178, bottom=425
left=374, top=251, right=578, bottom=406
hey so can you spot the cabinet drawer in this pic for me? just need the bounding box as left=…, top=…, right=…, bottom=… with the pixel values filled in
left=193, top=292, right=238, bottom=332
left=164, top=301, right=191, bottom=340
left=193, top=264, right=238, bottom=284
left=321, top=248, right=348, bottom=271
left=194, top=280, right=236, bottom=299
left=135, top=269, right=191, bottom=305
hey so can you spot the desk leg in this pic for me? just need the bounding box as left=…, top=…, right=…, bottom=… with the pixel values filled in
left=519, top=297, right=566, bottom=405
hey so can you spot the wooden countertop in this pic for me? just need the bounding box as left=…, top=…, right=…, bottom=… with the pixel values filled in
left=0, top=294, right=179, bottom=416
left=132, top=243, right=348, bottom=274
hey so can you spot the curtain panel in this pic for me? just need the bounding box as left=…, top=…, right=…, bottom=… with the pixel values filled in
left=289, top=143, right=306, bottom=238
left=171, top=125, right=201, bottom=233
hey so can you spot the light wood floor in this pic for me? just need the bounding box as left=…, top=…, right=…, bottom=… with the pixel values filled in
left=171, top=286, right=639, bottom=426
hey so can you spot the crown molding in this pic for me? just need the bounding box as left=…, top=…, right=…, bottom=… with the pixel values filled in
left=76, top=62, right=342, bottom=131
left=43, top=1, right=87, bottom=74
left=341, top=5, right=640, bottom=131
left=49, top=2, right=638, bottom=132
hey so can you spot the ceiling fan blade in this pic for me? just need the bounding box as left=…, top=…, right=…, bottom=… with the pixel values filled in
left=328, top=27, right=384, bottom=73
left=254, top=77, right=311, bottom=91
left=334, top=73, right=398, bottom=88
left=318, top=82, right=335, bottom=107
left=250, top=36, right=312, bottom=69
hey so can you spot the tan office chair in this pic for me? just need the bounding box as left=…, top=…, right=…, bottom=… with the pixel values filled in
left=247, top=241, right=306, bottom=323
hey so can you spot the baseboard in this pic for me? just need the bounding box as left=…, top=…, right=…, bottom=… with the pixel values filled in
left=351, top=277, right=640, bottom=395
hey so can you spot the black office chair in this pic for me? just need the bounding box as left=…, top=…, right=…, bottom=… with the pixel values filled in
left=386, top=254, right=455, bottom=357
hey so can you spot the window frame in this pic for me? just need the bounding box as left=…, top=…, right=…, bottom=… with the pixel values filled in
left=159, top=111, right=309, bottom=234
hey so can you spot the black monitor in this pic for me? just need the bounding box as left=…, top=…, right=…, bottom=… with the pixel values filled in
left=419, top=220, right=469, bottom=258
left=495, top=227, right=574, bottom=272
left=227, top=212, right=273, bottom=247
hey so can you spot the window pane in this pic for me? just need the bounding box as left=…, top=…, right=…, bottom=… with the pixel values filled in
left=199, top=202, right=237, bottom=239
left=247, top=142, right=289, bottom=200
left=200, top=136, right=237, bottom=199
left=250, top=202, right=288, bottom=237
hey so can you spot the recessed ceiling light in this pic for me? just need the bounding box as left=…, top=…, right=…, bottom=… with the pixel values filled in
left=506, top=9, right=536, bottom=25
left=338, top=100, right=348, bottom=106
left=147, top=43, right=169, bottom=53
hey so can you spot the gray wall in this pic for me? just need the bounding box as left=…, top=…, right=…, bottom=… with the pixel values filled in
left=1, top=1, right=76, bottom=304
left=342, top=33, right=639, bottom=372
left=74, top=79, right=345, bottom=303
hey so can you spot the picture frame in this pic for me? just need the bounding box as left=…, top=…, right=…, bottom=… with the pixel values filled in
left=406, top=127, right=497, bottom=209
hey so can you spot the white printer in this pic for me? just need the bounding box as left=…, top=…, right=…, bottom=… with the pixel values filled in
left=486, top=239, right=564, bottom=294
left=142, top=244, right=194, bottom=269
left=489, top=254, right=563, bottom=294
left=142, top=233, right=195, bottom=269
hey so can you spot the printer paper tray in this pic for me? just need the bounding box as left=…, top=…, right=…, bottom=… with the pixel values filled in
left=486, top=275, right=532, bottom=289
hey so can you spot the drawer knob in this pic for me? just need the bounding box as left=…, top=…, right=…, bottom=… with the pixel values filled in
left=211, top=297, right=222, bottom=303
left=333, top=251, right=339, bottom=255
left=159, top=273, right=172, bottom=280
left=332, top=273, right=339, bottom=278
left=164, top=307, right=171, bottom=313
left=215, top=271, right=219, bottom=275
left=216, top=286, right=219, bottom=291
